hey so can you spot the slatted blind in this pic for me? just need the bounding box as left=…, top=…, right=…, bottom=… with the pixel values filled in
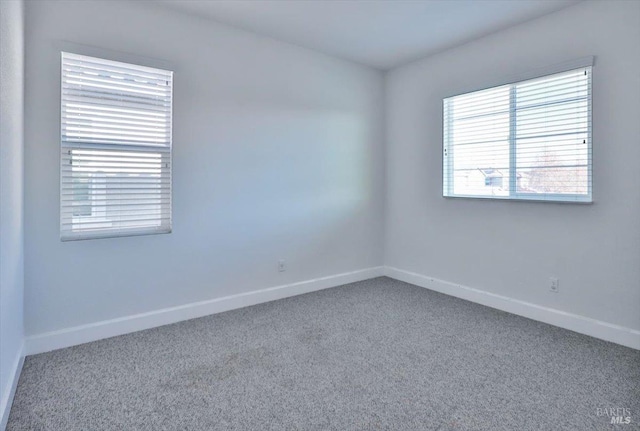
left=61, top=52, right=173, bottom=240
left=443, top=63, right=592, bottom=202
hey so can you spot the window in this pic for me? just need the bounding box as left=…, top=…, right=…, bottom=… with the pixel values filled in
left=60, top=52, right=173, bottom=240
left=443, top=62, right=592, bottom=202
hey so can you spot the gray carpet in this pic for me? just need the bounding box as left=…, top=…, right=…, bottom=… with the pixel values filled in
left=7, top=277, right=640, bottom=430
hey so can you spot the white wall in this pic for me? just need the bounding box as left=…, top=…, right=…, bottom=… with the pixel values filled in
left=24, top=0, right=384, bottom=336
left=0, top=0, right=25, bottom=425
left=385, top=0, right=640, bottom=332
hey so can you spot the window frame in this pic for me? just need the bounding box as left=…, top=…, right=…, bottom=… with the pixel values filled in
left=442, top=57, right=594, bottom=204
left=59, top=48, right=174, bottom=241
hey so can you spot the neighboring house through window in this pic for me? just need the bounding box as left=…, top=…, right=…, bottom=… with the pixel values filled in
left=443, top=58, right=592, bottom=203
left=60, top=52, right=173, bottom=240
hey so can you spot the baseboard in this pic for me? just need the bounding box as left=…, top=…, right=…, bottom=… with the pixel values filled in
left=0, top=343, right=24, bottom=431
left=384, top=266, right=640, bottom=350
left=25, top=266, right=385, bottom=356
left=25, top=265, right=637, bottom=356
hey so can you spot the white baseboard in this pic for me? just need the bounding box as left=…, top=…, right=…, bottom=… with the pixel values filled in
left=24, top=265, right=639, bottom=357
left=26, top=266, right=385, bottom=356
left=1, top=343, right=24, bottom=431
left=384, top=266, right=640, bottom=350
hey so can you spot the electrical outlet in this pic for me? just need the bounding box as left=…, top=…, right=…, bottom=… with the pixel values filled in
left=549, top=277, right=559, bottom=293
left=278, top=260, right=286, bottom=272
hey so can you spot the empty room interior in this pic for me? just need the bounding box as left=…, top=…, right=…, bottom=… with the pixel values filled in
left=1, top=0, right=639, bottom=429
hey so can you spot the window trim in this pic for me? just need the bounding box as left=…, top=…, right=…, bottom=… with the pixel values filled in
left=59, top=48, right=175, bottom=241
left=442, top=57, right=594, bottom=204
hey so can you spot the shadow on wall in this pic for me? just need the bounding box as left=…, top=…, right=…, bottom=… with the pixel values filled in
left=166, top=104, right=374, bottom=285
left=178, top=104, right=371, bottom=240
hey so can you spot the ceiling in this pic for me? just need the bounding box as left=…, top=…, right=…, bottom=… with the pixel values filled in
left=157, top=0, right=581, bottom=70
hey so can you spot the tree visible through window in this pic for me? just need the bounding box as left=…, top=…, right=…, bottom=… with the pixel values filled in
left=71, top=178, right=91, bottom=217
left=443, top=63, right=592, bottom=203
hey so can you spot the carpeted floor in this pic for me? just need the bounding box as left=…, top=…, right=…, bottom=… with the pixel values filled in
left=7, top=277, right=640, bottom=430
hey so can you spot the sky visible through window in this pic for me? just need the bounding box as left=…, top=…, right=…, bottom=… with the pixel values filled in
left=444, top=67, right=590, bottom=201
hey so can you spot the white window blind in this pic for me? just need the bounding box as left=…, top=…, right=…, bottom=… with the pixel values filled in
left=443, top=64, right=592, bottom=203
left=61, top=52, right=173, bottom=240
